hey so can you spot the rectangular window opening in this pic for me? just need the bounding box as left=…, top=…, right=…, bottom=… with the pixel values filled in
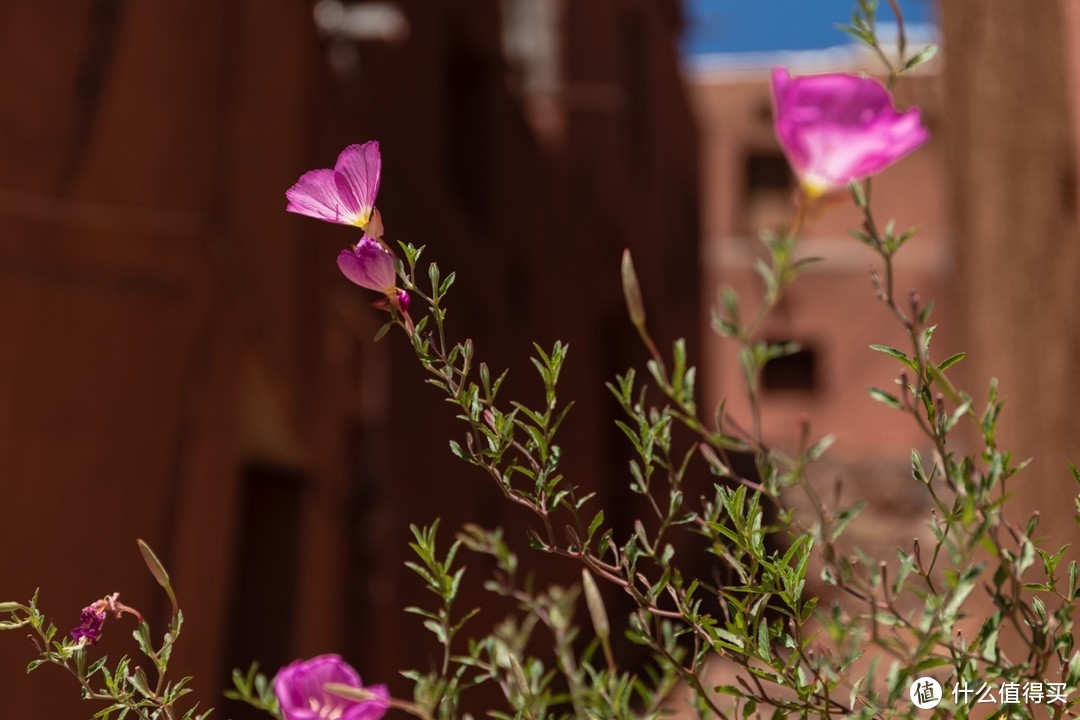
left=762, top=342, right=818, bottom=392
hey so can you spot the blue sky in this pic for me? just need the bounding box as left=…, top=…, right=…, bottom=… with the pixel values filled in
left=682, top=0, right=936, bottom=57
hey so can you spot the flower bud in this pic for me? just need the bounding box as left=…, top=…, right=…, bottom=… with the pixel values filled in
left=581, top=569, right=610, bottom=640
left=621, top=250, right=646, bottom=329
left=338, top=236, right=397, bottom=294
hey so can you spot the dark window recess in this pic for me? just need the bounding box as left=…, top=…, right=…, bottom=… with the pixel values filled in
left=740, top=151, right=795, bottom=234
left=755, top=100, right=775, bottom=126
left=762, top=343, right=818, bottom=392
left=224, top=462, right=306, bottom=720
left=745, top=151, right=793, bottom=194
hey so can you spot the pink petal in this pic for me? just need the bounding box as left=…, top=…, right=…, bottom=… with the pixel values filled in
left=334, top=142, right=381, bottom=228
left=274, top=655, right=386, bottom=720
left=307, top=656, right=362, bottom=692
left=337, top=237, right=397, bottom=293
left=286, top=169, right=362, bottom=226
left=771, top=68, right=929, bottom=192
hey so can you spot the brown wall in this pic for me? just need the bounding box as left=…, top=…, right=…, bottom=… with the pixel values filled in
left=0, top=0, right=701, bottom=717
left=0, top=1, right=362, bottom=716
left=941, top=1, right=1080, bottom=558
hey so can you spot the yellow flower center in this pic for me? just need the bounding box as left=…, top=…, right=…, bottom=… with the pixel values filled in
left=801, top=177, right=830, bottom=198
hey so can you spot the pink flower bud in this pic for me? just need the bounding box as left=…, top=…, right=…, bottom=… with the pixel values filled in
left=337, top=236, right=397, bottom=294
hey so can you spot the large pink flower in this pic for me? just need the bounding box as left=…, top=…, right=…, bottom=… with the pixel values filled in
left=274, top=654, right=388, bottom=720
left=771, top=68, right=929, bottom=196
left=286, top=142, right=381, bottom=229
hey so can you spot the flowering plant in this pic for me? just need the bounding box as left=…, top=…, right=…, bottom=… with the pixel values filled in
left=4, top=2, right=1080, bottom=719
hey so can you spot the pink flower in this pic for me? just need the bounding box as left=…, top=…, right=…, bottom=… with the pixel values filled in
left=287, top=142, right=382, bottom=229
left=337, top=235, right=392, bottom=289
left=771, top=68, right=929, bottom=196
left=274, top=654, right=388, bottom=720
left=69, top=593, right=144, bottom=647
left=70, top=607, right=107, bottom=646
left=337, top=236, right=411, bottom=309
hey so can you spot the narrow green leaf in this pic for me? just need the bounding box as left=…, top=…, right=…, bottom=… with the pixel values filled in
left=867, top=387, right=903, bottom=410
left=903, top=44, right=938, bottom=71
left=588, top=511, right=605, bottom=542
left=373, top=323, right=392, bottom=342
left=937, top=352, right=966, bottom=372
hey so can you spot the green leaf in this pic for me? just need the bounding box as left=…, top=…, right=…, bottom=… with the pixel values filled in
left=937, top=352, right=966, bottom=372
left=373, top=322, right=392, bottom=342
left=439, top=271, right=456, bottom=296
left=867, top=387, right=903, bottom=410
left=713, top=685, right=745, bottom=697
left=428, top=263, right=441, bottom=295
left=423, top=619, right=447, bottom=643
left=903, top=44, right=938, bottom=71
left=588, top=511, right=605, bottom=543
left=720, top=287, right=741, bottom=332
left=87, top=656, right=109, bottom=677
left=919, top=299, right=935, bottom=324
left=868, top=344, right=914, bottom=370
left=1068, top=652, right=1080, bottom=687
left=806, top=434, right=835, bottom=461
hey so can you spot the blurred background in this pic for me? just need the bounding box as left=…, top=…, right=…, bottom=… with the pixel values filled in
left=2, top=0, right=1079, bottom=716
